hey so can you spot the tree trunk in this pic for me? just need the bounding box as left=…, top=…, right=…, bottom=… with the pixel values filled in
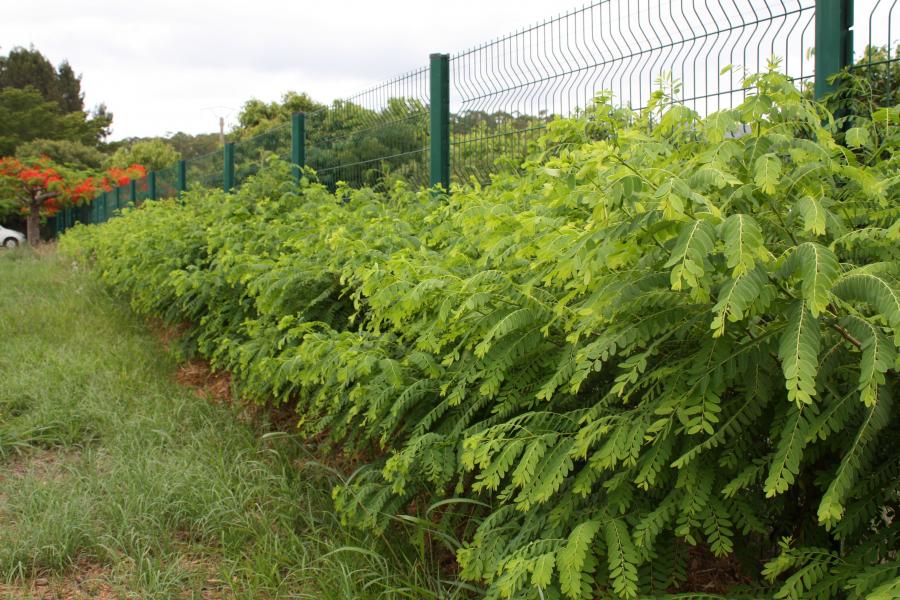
left=27, top=203, right=41, bottom=247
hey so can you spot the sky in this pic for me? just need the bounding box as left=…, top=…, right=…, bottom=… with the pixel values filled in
left=2, top=0, right=894, bottom=141
left=2, top=0, right=558, bottom=139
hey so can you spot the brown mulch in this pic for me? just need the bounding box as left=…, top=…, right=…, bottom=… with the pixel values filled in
left=175, top=360, right=234, bottom=405
left=146, top=319, right=190, bottom=353
left=675, top=542, right=754, bottom=594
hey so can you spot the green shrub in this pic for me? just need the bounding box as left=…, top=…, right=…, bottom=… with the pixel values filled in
left=61, top=68, right=899, bottom=599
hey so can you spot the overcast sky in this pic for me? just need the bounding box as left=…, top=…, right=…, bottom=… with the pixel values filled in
left=2, top=1, right=894, bottom=141
left=3, top=0, right=560, bottom=139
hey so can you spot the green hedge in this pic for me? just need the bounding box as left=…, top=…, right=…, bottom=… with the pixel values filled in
left=61, top=69, right=899, bottom=599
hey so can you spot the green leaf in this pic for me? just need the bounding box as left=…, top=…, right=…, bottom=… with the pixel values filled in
left=865, top=576, right=900, bottom=600
left=842, top=315, right=896, bottom=407
left=764, top=405, right=810, bottom=497
left=780, top=242, right=840, bottom=317
left=710, top=266, right=770, bottom=336
left=833, top=271, right=900, bottom=345
left=845, top=126, right=872, bottom=149
left=817, top=390, right=893, bottom=528
left=704, top=109, right=739, bottom=142
left=754, top=153, right=782, bottom=195
left=778, top=301, right=821, bottom=405
left=606, top=519, right=639, bottom=599
left=531, top=552, right=555, bottom=589
left=720, top=213, right=766, bottom=277
left=558, top=520, right=601, bottom=599
left=665, top=219, right=716, bottom=296
left=794, top=196, right=828, bottom=236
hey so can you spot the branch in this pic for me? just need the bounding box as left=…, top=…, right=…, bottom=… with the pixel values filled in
left=830, top=321, right=862, bottom=350
left=36, top=190, right=60, bottom=201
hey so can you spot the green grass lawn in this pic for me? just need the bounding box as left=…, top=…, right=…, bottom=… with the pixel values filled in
left=0, top=248, right=463, bottom=599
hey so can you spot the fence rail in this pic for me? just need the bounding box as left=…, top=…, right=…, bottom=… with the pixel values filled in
left=55, top=0, right=897, bottom=234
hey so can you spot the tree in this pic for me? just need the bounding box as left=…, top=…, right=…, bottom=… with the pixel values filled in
left=0, top=47, right=111, bottom=152
left=17, top=139, right=106, bottom=170
left=86, top=103, right=113, bottom=146
left=107, top=139, right=180, bottom=172
left=0, top=87, right=86, bottom=155
left=233, top=91, right=325, bottom=139
left=0, top=156, right=145, bottom=245
left=113, top=132, right=221, bottom=162
left=55, top=61, right=84, bottom=113
left=0, top=46, right=84, bottom=112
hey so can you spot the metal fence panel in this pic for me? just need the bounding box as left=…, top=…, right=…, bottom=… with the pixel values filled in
left=449, top=0, right=817, bottom=184
left=65, top=0, right=899, bottom=231
left=305, top=67, right=431, bottom=191
left=234, top=123, right=292, bottom=187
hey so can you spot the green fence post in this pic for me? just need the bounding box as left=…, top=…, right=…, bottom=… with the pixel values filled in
left=224, top=142, right=235, bottom=192
left=291, top=112, right=306, bottom=182
left=177, top=159, right=187, bottom=202
left=149, top=171, right=157, bottom=201
left=815, top=0, right=853, bottom=99
left=130, top=179, right=137, bottom=207
left=429, top=53, right=450, bottom=190
left=115, top=186, right=122, bottom=211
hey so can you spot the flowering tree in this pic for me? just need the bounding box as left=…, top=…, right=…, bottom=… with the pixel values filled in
left=0, top=156, right=145, bottom=246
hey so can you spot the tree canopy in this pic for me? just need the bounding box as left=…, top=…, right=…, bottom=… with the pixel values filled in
left=0, top=156, right=145, bottom=244
left=107, top=139, right=181, bottom=172
left=232, top=91, right=324, bottom=140
left=0, top=46, right=84, bottom=112
left=0, top=46, right=112, bottom=155
left=16, top=138, right=107, bottom=170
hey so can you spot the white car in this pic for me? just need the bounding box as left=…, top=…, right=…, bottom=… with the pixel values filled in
left=1, top=226, right=25, bottom=248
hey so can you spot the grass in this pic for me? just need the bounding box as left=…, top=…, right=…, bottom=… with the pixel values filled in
left=0, top=247, right=470, bottom=599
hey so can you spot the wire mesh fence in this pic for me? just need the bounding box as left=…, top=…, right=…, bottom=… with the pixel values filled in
left=58, top=0, right=897, bottom=234
left=234, top=122, right=292, bottom=187
left=155, top=163, right=180, bottom=200
left=306, top=67, right=430, bottom=190
left=449, top=0, right=818, bottom=183
left=185, top=150, right=223, bottom=191
left=119, top=184, right=132, bottom=208
left=852, top=0, right=899, bottom=104
left=134, top=175, right=151, bottom=206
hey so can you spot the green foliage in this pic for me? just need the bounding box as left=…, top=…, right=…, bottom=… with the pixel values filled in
left=61, top=69, right=899, bottom=599
left=16, top=138, right=106, bottom=170
left=161, top=131, right=221, bottom=161
left=233, top=91, right=325, bottom=140
left=0, top=87, right=94, bottom=156
left=822, top=45, right=899, bottom=119
left=107, top=138, right=181, bottom=171
left=0, top=46, right=112, bottom=153
left=0, top=251, right=466, bottom=599
left=0, top=46, right=84, bottom=113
